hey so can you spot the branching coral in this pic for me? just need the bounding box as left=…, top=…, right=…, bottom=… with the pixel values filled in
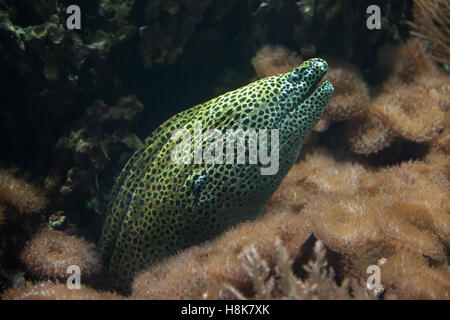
left=347, top=39, right=449, bottom=155
left=251, top=45, right=303, bottom=78
left=407, top=0, right=450, bottom=66
left=223, top=240, right=374, bottom=300
left=21, top=228, right=101, bottom=280
left=2, top=281, right=124, bottom=300
left=0, top=167, right=47, bottom=214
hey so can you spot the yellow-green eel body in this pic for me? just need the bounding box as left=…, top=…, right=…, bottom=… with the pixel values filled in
left=98, top=58, right=334, bottom=287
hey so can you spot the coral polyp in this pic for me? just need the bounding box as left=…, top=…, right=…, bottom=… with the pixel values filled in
left=21, top=228, right=101, bottom=280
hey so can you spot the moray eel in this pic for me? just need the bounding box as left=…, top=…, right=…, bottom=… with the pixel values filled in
left=98, top=58, right=334, bottom=286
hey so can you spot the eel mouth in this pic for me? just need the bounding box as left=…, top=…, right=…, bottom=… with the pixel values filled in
left=297, top=59, right=329, bottom=98
left=282, top=58, right=331, bottom=103
left=313, top=79, right=334, bottom=99
left=304, top=77, right=328, bottom=100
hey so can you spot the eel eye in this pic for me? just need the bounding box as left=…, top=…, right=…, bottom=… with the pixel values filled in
left=192, top=174, right=207, bottom=205
left=289, top=73, right=301, bottom=83
left=194, top=177, right=205, bottom=195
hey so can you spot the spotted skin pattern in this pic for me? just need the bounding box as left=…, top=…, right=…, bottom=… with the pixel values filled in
left=98, top=58, right=334, bottom=286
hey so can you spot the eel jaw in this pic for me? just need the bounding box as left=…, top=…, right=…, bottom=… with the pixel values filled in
left=283, top=59, right=334, bottom=132
left=295, top=58, right=334, bottom=110
left=280, top=58, right=331, bottom=105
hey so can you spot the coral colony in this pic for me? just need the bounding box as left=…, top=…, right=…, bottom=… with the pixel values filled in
left=0, top=0, right=449, bottom=299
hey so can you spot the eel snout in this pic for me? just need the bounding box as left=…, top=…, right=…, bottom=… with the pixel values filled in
left=281, top=58, right=332, bottom=103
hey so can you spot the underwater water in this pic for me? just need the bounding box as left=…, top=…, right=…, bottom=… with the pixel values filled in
left=0, top=0, right=448, bottom=300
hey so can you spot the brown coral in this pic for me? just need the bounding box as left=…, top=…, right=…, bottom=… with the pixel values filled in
left=21, top=228, right=101, bottom=280
left=347, top=39, right=449, bottom=155
left=303, top=194, right=446, bottom=261
left=2, top=281, right=124, bottom=300
left=272, top=148, right=449, bottom=299
left=315, top=62, right=370, bottom=131
left=0, top=167, right=47, bottom=214
left=348, top=81, right=446, bottom=154
left=131, top=205, right=312, bottom=299
left=270, top=148, right=370, bottom=206
left=346, top=113, right=394, bottom=155
left=430, top=110, right=450, bottom=154
left=251, top=45, right=303, bottom=78
left=379, top=252, right=450, bottom=300
left=127, top=140, right=449, bottom=299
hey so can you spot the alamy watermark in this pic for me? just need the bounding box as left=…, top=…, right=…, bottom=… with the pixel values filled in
left=366, top=260, right=385, bottom=297
left=66, top=265, right=81, bottom=289
left=366, top=5, right=381, bottom=30
left=66, top=5, right=81, bottom=30
left=65, top=4, right=382, bottom=32
left=170, top=121, right=280, bottom=175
